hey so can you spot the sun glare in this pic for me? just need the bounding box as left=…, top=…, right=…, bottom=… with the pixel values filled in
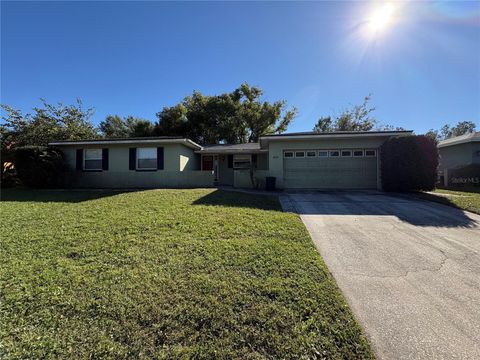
left=367, top=3, right=397, bottom=35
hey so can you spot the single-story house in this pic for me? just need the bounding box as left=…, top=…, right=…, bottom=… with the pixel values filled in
left=437, top=132, right=480, bottom=187
left=49, top=130, right=412, bottom=190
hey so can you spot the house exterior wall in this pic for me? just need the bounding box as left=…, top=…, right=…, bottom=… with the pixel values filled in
left=438, top=143, right=480, bottom=170
left=233, top=170, right=270, bottom=189
left=256, top=153, right=269, bottom=170
left=218, top=156, right=234, bottom=186
left=266, top=137, right=387, bottom=189
left=59, top=143, right=212, bottom=188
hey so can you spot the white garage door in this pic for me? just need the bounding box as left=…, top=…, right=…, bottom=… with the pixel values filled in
left=283, top=149, right=378, bottom=189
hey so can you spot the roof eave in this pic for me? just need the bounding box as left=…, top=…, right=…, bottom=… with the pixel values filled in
left=48, top=138, right=203, bottom=150
left=195, top=149, right=267, bottom=154
left=438, top=138, right=480, bottom=148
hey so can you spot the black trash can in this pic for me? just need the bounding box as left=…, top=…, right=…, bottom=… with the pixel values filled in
left=265, top=176, right=276, bottom=191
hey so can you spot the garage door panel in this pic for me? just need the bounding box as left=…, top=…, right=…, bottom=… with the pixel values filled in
left=284, top=157, right=377, bottom=189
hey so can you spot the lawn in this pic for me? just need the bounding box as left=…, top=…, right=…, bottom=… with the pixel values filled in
left=417, top=188, right=480, bottom=214
left=0, top=189, right=372, bottom=359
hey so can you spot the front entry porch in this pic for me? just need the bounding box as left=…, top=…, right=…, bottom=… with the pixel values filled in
left=200, top=151, right=269, bottom=189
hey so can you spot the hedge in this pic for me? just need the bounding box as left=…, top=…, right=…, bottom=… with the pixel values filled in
left=13, top=146, right=68, bottom=188
left=380, top=135, right=438, bottom=192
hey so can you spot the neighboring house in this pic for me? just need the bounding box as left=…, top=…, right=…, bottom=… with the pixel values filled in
left=437, top=132, right=480, bottom=187
left=49, top=130, right=411, bottom=190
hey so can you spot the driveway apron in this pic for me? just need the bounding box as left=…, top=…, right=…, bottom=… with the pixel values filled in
left=281, top=191, right=480, bottom=360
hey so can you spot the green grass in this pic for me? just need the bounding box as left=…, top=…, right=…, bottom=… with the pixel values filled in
left=416, top=188, right=480, bottom=214
left=0, top=189, right=373, bottom=359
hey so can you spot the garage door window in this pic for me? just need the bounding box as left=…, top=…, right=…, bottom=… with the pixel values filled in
left=295, top=151, right=305, bottom=158
left=365, top=149, right=377, bottom=157
left=306, top=151, right=316, bottom=157
left=353, top=150, right=364, bottom=157
left=341, top=150, right=352, bottom=157
left=284, top=151, right=294, bottom=158
left=318, top=150, right=329, bottom=157
left=329, top=150, right=340, bottom=157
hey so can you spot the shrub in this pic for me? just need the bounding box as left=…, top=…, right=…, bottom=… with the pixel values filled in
left=380, top=135, right=438, bottom=192
left=13, top=146, right=68, bottom=188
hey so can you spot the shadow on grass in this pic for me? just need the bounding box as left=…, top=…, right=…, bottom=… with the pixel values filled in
left=0, top=188, right=134, bottom=203
left=192, top=189, right=281, bottom=211
left=412, top=191, right=480, bottom=215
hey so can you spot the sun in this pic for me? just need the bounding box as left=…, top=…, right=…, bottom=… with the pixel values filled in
left=367, top=3, right=397, bottom=35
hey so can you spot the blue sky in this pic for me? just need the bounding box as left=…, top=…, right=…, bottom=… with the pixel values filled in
left=1, top=1, right=479, bottom=134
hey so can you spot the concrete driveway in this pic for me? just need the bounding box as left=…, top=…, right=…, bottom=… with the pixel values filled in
left=281, top=191, right=480, bottom=360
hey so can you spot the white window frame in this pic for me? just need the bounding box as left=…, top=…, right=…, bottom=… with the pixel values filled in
left=136, top=147, right=157, bottom=170
left=318, top=150, right=329, bottom=157
left=306, top=150, right=316, bottom=157
left=284, top=151, right=294, bottom=158
left=233, top=154, right=251, bottom=169
left=84, top=149, right=102, bottom=171
left=365, top=149, right=377, bottom=157
left=295, top=151, right=305, bottom=158
left=329, top=150, right=340, bottom=157
left=353, top=149, right=364, bottom=157
left=341, top=149, right=352, bottom=157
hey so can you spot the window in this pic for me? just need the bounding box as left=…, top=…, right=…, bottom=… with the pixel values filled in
left=353, top=150, right=364, bottom=157
left=341, top=150, right=352, bottom=157
left=137, top=147, right=157, bottom=170
left=306, top=151, right=316, bottom=157
left=233, top=154, right=251, bottom=169
left=329, top=150, right=340, bottom=157
left=84, top=149, right=102, bottom=170
left=318, top=150, right=329, bottom=157
left=295, top=151, right=305, bottom=158
left=284, top=151, right=294, bottom=158
left=365, top=149, right=377, bottom=157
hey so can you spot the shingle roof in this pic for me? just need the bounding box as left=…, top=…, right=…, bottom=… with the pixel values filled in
left=196, top=143, right=263, bottom=154
left=48, top=137, right=202, bottom=150
left=259, top=130, right=413, bottom=138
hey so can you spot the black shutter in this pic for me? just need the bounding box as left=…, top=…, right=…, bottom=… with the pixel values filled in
left=227, top=155, right=233, bottom=168
left=102, top=148, right=109, bottom=171
left=76, top=149, right=83, bottom=170
left=129, top=148, right=136, bottom=170
left=157, top=147, right=164, bottom=170
left=252, top=154, right=257, bottom=165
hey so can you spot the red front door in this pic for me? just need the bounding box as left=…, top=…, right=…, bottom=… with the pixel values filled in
left=202, top=156, right=214, bottom=171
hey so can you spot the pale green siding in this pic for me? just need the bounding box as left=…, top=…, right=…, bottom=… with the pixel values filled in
left=218, top=156, right=234, bottom=186
left=256, top=153, right=269, bottom=170
left=233, top=170, right=270, bottom=189
left=58, top=142, right=212, bottom=188
left=69, top=171, right=214, bottom=188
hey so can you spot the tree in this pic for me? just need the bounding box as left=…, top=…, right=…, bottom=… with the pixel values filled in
left=450, top=121, right=476, bottom=137
left=99, top=115, right=130, bottom=138
left=99, top=115, right=155, bottom=138
left=129, top=119, right=154, bottom=137
left=312, top=95, right=400, bottom=132
left=13, top=146, right=68, bottom=188
left=154, top=83, right=296, bottom=144
left=236, top=83, right=297, bottom=143
left=1, top=99, right=97, bottom=148
left=313, top=116, right=333, bottom=133
left=381, top=136, right=438, bottom=192
left=424, top=121, right=476, bottom=142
